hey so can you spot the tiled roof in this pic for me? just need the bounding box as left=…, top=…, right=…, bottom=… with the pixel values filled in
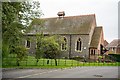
left=90, top=27, right=103, bottom=48
left=106, top=39, right=120, bottom=47
left=31, top=14, right=96, bottom=34
left=104, top=40, right=109, bottom=47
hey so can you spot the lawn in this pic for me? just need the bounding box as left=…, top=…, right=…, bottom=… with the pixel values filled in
left=2, top=54, right=120, bottom=68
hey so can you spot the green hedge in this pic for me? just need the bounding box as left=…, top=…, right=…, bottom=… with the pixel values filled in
left=108, top=54, right=120, bottom=62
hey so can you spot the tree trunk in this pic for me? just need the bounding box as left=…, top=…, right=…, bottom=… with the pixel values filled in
left=55, top=59, right=57, bottom=66
left=16, top=60, right=19, bottom=66
left=36, top=59, right=39, bottom=65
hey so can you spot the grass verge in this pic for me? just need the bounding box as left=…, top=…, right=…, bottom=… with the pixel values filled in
left=2, top=55, right=120, bottom=68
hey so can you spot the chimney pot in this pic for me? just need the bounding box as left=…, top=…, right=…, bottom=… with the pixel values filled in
left=57, top=11, right=65, bottom=18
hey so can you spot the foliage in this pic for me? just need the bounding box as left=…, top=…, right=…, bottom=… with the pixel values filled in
left=2, top=1, right=42, bottom=57
left=2, top=43, right=9, bottom=58
left=2, top=2, right=22, bottom=33
left=2, top=22, right=24, bottom=59
left=30, top=18, right=45, bottom=26
left=35, top=35, right=62, bottom=66
left=3, top=55, right=120, bottom=68
left=3, top=22, right=23, bottom=44
left=35, top=33, right=44, bottom=65
left=2, top=1, right=43, bottom=32
left=2, top=46, right=28, bottom=66
left=43, top=36, right=61, bottom=59
left=98, top=56, right=102, bottom=59
left=43, top=35, right=62, bottom=66
left=108, top=54, right=120, bottom=62
left=19, top=1, right=43, bottom=32
left=2, top=1, right=42, bottom=66
left=14, top=46, right=28, bottom=66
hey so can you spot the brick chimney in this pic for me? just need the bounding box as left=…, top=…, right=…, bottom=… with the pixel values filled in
left=57, top=11, right=65, bottom=18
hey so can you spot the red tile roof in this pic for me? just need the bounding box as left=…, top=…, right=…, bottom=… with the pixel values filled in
left=106, top=39, right=120, bottom=47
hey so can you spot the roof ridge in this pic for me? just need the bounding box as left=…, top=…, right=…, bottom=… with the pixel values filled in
left=40, top=14, right=96, bottom=19
left=63, top=14, right=95, bottom=18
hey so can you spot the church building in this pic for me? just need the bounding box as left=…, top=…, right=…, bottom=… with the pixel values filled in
left=24, top=11, right=105, bottom=60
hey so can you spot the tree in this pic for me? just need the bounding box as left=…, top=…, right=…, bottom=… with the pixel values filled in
left=14, top=46, right=28, bottom=66
left=19, top=1, right=43, bottom=30
left=2, top=2, right=22, bottom=33
left=2, top=1, right=43, bottom=33
left=2, top=2, right=23, bottom=58
left=2, top=22, right=24, bottom=65
left=35, top=35, right=62, bottom=66
left=2, top=1, right=42, bottom=65
left=2, top=1, right=42, bottom=64
left=35, top=33, right=44, bottom=65
left=43, top=35, right=62, bottom=66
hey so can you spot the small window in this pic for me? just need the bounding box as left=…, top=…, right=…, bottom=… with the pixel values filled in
left=91, top=49, right=95, bottom=55
left=61, top=37, right=67, bottom=51
left=94, top=50, right=95, bottom=55
left=26, top=40, right=30, bottom=48
left=76, top=38, right=82, bottom=51
left=91, top=50, right=94, bottom=55
left=112, top=47, right=115, bottom=51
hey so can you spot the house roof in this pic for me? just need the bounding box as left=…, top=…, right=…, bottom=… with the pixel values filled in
left=31, top=14, right=96, bottom=35
left=106, top=39, right=120, bottom=47
left=104, top=40, right=109, bottom=47
left=90, top=27, right=103, bottom=48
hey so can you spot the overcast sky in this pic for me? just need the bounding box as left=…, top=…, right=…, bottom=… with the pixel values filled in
left=38, top=0, right=119, bottom=43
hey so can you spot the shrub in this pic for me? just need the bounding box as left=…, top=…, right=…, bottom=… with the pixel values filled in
left=108, top=54, right=120, bottom=62
left=15, top=46, right=28, bottom=66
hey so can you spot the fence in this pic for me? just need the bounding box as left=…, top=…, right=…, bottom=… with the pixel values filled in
left=2, top=56, right=119, bottom=67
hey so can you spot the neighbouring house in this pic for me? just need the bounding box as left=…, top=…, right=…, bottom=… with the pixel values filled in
left=104, top=40, right=109, bottom=47
left=24, top=12, right=105, bottom=60
left=106, top=39, right=120, bottom=54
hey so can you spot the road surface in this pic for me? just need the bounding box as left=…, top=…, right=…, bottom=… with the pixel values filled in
left=2, top=66, right=119, bottom=78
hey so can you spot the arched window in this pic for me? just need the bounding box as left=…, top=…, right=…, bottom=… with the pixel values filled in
left=26, top=40, right=30, bottom=48
left=76, top=38, right=82, bottom=51
left=61, top=37, right=67, bottom=51
left=91, top=49, right=95, bottom=55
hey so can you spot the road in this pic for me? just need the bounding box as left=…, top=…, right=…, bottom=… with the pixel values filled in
left=2, top=66, right=119, bottom=78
